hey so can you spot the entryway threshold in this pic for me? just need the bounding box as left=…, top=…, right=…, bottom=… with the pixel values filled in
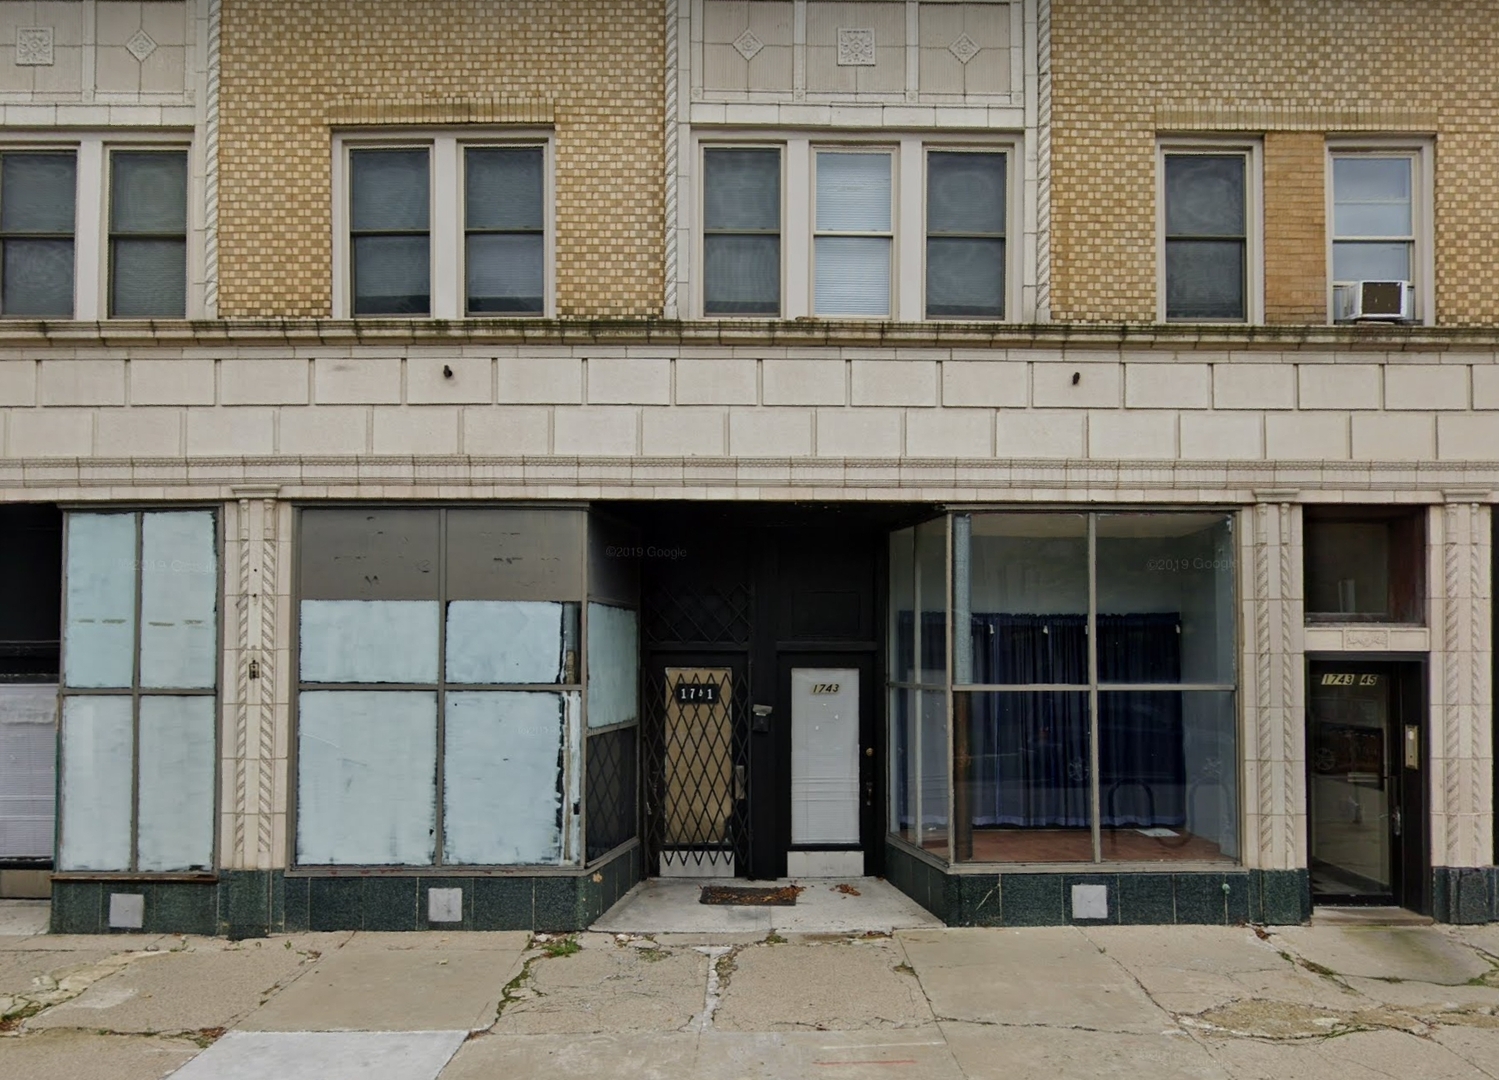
left=1310, top=906, right=1435, bottom=927
left=591, top=877, right=942, bottom=935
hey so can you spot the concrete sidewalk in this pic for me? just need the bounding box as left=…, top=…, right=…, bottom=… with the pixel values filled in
left=1, top=891, right=1497, bottom=1079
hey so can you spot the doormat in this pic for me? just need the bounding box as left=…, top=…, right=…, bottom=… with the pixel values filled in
left=700, top=884, right=803, bottom=906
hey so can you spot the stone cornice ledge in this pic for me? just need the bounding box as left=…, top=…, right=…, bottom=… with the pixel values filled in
left=0, top=318, right=1497, bottom=352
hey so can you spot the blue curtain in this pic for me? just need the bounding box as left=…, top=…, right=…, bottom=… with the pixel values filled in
left=965, top=613, right=1184, bottom=827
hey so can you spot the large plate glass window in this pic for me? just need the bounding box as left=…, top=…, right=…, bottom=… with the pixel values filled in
left=935, top=511, right=1239, bottom=865
left=703, top=147, right=781, bottom=316
left=813, top=149, right=892, bottom=317
left=926, top=150, right=1006, bottom=318
left=109, top=150, right=188, bottom=318
left=58, top=510, right=218, bottom=872
left=1163, top=152, right=1247, bottom=320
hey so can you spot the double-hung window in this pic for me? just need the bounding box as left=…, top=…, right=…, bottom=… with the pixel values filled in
left=0, top=139, right=190, bottom=319
left=697, top=136, right=1015, bottom=321
left=1161, top=148, right=1255, bottom=321
left=1328, top=146, right=1429, bottom=323
left=339, top=133, right=550, bottom=319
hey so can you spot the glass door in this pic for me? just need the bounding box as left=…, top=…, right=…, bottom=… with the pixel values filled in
left=1307, top=659, right=1426, bottom=908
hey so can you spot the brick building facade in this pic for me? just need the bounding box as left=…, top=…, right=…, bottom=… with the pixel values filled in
left=0, top=0, right=1492, bottom=932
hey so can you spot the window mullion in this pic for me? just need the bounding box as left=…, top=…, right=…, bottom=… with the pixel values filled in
left=75, top=139, right=104, bottom=321
left=1087, top=513, right=1101, bottom=864
left=431, top=138, right=461, bottom=320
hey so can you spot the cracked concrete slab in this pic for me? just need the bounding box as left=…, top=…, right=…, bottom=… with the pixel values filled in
left=0, top=901, right=50, bottom=937
left=1198, top=1026, right=1494, bottom=1080
left=240, top=932, right=526, bottom=1033
left=712, top=937, right=932, bottom=1032
left=1270, top=926, right=1495, bottom=986
left=899, top=927, right=1167, bottom=1035
left=29, top=936, right=332, bottom=1035
left=442, top=1029, right=965, bottom=1079
left=491, top=933, right=708, bottom=1034
left=1431, top=1025, right=1499, bottom=1079
left=941, top=1020, right=1228, bottom=1079
left=0, top=1029, right=200, bottom=1080
left=0, top=949, right=119, bottom=996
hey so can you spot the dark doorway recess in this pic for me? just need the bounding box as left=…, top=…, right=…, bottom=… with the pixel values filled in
left=1306, top=657, right=1428, bottom=913
left=604, top=501, right=929, bottom=881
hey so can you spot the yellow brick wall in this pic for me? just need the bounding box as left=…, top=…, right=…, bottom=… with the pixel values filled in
left=217, top=0, right=664, bottom=318
left=1263, top=132, right=1326, bottom=325
left=1051, top=0, right=1499, bottom=325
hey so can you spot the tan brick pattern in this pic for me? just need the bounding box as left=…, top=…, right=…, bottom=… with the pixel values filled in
left=217, top=0, right=664, bottom=317
left=1051, top=0, right=1499, bottom=325
left=1262, top=132, right=1326, bottom=324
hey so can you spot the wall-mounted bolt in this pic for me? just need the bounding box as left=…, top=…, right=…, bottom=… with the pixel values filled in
left=1071, top=371, right=1081, bottom=385
left=443, top=364, right=454, bottom=378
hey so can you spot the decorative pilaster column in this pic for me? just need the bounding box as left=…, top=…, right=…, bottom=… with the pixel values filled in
left=1243, top=494, right=1303, bottom=872
left=220, top=489, right=289, bottom=871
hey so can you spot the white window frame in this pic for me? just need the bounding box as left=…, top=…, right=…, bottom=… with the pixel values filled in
left=1156, top=139, right=1264, bottom=324
left=1325, top=139, right=1434, bottom=326
left=692, top=131, right=1021, bottom=322
left=331, top=129, right=555, bottom=320
left=0, top=131, right=200, bottom=320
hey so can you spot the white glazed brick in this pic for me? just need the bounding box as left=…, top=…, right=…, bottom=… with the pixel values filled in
left=815, top=408, right=902, bottom=457
left=0, top=361, right=35, bottom=406
left=1213, top=364, right=1296, bottom=409
left=1088, top=410, right=1178, bottom=459
left=220, top=359, right=309, bottom=405
left=1124, top=363, right=1210, bottom=408
left=1350, top=413, right=1435, bottom=461
left=1179, top=412, right=1262, bottom=460
left=941, top=361, right=1027, bottom=407
left=554, top=406, right=638, bottom=456
left=497, top=357, right=583, bottom=404
left=1473, top=366, right=1499, bottom=410
left=313, top=357, right=402, bottom=404
left=95, top=408, right=184, bottom=457
left=279, top=407, right=369, bottom=455
left=1298, top=364, right=1380, bottom=410
left=1437, top=414, right=1499, bottom=460
left=462, top=406, right=550, bottom=455
left=38, top=359, right=125, bottom=406
left=587, top=357, right=672, bottom=405
left=185, top=408, right=276, bottom=456
left=7, top=408, right=91, bottom=457
left=1032, top=362, right=1121, bottom=408
left=906, top=408, right=992, bottom=457
left=728, top=408, right=814, bottom=456
left=407, top=357, right=492, bottom=404
left=763, top=359, right=846, bottom=406
left=1384, top=364, right=1469, bottom=411
left=1264, top=411, right=1350, bottom=460
left=641, top=407, right=727, bottom=456
left=372, top=407, right=461, bottom=455
left=128, top=359, right=216, bottom=405
left=850, top=360, right=938, bottom=407
left=994, top=410, right=1086, bottom=458
left=675, top=358, right=758, bottom=405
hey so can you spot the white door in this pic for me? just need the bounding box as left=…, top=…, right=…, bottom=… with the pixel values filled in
left=789, top=668, right=861, bottom=875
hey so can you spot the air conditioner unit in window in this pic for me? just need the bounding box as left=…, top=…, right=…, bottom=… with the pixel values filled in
left=1333, top=280, right=1414, bottom=323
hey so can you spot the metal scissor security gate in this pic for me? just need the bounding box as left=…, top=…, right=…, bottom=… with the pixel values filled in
left=643, top=664, right=751, bottom=875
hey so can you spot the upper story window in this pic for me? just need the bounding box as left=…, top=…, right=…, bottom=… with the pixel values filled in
left=697, top=134, right=1015, bottom=321
left=0, top=137, right=190, bottom=320
left=1160, top=145, right=1260, bottom=322
left=1329, top=145, right=1430, bottom=324
left=336, top=132, right=550, bottom=319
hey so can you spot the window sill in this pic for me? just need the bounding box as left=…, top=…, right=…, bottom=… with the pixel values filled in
left=51, top=871, right=218, bottom=883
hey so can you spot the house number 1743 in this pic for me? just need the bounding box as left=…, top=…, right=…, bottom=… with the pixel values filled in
left=811, top=683, right=841, bottom=694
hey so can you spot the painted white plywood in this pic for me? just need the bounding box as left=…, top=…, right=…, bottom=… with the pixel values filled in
left=296, top=690, right=437, bottom=865
left=0, top=685, right=58, bottom=859
left=58, top=695, right=133, bottom=870
left=63, top=513, right=136, bottom=689
left=790, top=668, right=860, bottom=845
left=443, top=691, right=575, bottom=865
left=299, top=600, right=440, bottom=684
left=445, top=600, right=569, bottom=684
left=137, top=695, right=215, bottom=871
left=139, top=511, right=218, bottom=689
left=587, top=603, right=638, bottom=728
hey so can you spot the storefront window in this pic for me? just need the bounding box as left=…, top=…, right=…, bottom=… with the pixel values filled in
left=295, top=506, right=631, bottom=868
left=930, top=510, right=1238, bottom=866
left=888, top=523, right=948, bottom=854
left=58, top=510, right=218, bottom=873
